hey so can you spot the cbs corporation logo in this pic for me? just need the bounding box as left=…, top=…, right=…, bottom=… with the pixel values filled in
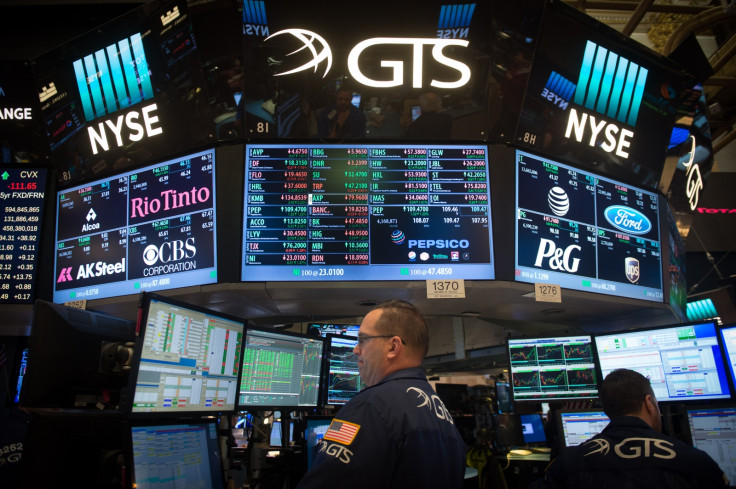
left=143, top=238, right=196, bottom=266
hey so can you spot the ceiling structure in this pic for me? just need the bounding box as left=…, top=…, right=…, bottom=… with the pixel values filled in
left=1, top=1, right=735, bottom=354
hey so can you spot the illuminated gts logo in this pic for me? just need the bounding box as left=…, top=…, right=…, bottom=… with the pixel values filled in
left=72, top=33, right=154, bottom=122
left=574, top=40, right=648, bottom=127
left=437, top=3, right=476, bottom=39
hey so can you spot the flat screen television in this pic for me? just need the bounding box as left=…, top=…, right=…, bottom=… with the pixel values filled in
left=520, top=413, right=547, bottom=445
left=128, top=420, right=226, bottom=489
left=53, top=147, right=217, bottom=302
left=310, top=323, right=360, bottom=337
left=515, top=149, right=663, bottom=302
left=556, top=410, right=610, bottom=448
left=594, top=321, right=732, bottom=402
left=125, top=292, right=244, bottom=415
left=237, top=327, right=325, bottom=409
left=686, top=407, right=736, bottom=486
left=508, top=335, right=599, bottom=402
left=0, top=165, right=49, bottom=304
left=241, top=143, right=494, bottom=281
left=20, top=299, right=136, bottom=410
left=324, top=334, right=363, bottom=406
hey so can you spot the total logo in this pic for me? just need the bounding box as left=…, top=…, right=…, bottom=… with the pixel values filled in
left=82, top=207, right=99, bottom=232
left=625, top=256, right=640, bottom=283
left=142, top=238, right=196, bottom=266
left=603, top=206, right=652, bottom=235
left=57, top=258, right=126, bottom=283
left=534, top=238, right=581, bottom=273
left=265, top=29, right=471, bottom=89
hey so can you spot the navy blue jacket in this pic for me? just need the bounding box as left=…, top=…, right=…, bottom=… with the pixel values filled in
left=528, top=416, right=729, bottom=489
left=295, top=367, right=467, bottom=489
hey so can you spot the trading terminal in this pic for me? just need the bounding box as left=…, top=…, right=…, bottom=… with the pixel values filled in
left=1, top=0, right=736, bottom=488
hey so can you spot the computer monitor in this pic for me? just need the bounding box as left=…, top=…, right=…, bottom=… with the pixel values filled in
left=507, top=335, right=599, bottom=402
left=594, top=321, right=732, bottom=402
left=718, top=324, right=736, bottom=389
left=557, top=410, right=610, bottom=448
left=311, top=323, right=360, bottom=338
left=128, top=420, right=225, bottom=489
left=305, top=416, right=333, bottom=470
left=494, top=414, right=525, bottom=449
left=20, top=300, right=136, bottom=410
left=496, top=382, right=513, bottom=413
left=520, top=413, right=547, bottom=445
left=237, top=327, right=325, bottom=409
left=269, top=419, right=295, bottom=447
left=435, top=383, right=469, bottom=414
left=126, top=293, right=245, bottom=415
left=686, top=407, right=736, bottom=486
left=325, top=334, right=363, bottom=406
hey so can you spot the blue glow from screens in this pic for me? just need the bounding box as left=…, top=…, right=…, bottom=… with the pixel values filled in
left=595, top=322, right=731, bottom=402
left=520, top=413, right=546, bottom=444
left=514, top=149, right=663, bottom=302
left=241, top=143, right=494, bottom=281
left=508, top=335, right=598, bottom=402
left=53, top=148, right=217, bottom=302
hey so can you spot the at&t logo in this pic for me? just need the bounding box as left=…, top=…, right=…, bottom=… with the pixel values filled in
left=534, top=238, right=581, bottom=273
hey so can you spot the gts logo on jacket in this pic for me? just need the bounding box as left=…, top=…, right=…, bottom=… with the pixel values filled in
left=584, top=437, right=676, bottom=459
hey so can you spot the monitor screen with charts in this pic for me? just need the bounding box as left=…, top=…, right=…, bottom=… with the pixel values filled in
left=325, top=335, right=363, bottom=405
left=557, top=410, right=610, bottom=448
left=129, top=421, right=225, bottom=489
left=687, top=407, right=736, bottom=487
left=594, top=321, right=732, bottom=402
left=127, top=293, right=244, bottom=414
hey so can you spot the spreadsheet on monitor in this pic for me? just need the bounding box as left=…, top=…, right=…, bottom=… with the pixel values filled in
left=687, top=408, right=736, bottom=487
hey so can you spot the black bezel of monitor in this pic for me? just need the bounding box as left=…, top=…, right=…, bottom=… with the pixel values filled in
left=52, top=146, right=218, bottom=303
left=593, top=320, right=733, bottom=403
left=123, top=292, right=245, bottom=416
left=323, top=333, right=362, bottom=406
left=507, top=334, right=600, bottom=403
left=240, top=140, right=495, bottom=282
left=237, top=325, right=326, bottom=411
left=513, top=147, right=664, bottom=303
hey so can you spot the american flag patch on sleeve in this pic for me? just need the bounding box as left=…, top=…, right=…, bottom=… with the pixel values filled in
left=323, top=419, right=360, bottom=445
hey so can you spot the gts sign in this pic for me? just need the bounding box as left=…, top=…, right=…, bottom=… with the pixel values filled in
left=266, top=29, right=471, bottom=89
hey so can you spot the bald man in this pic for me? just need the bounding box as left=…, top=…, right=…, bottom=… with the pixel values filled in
left=295, top=300, right=467, bottom=489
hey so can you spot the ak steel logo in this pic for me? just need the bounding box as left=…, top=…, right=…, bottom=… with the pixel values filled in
left=243, top=0, right=269, bottom=37
left=564, top=40, right=649, bottom=159
left=72, top=33, right=154, bottom=122
left=437, top=3, right=476, bottom=39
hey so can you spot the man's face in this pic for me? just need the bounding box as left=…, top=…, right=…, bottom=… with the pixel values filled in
left=354, top=309, right=389, bottom=387
left=336, top=90, right=352, bottom=111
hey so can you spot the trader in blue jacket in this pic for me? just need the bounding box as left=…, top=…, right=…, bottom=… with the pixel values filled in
left=529, top=368, right=729, bottom=489
left=295, top=299, right=467, bottom=489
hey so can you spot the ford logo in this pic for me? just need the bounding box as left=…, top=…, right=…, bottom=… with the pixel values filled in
left=604, top=206, right=652, bottom=235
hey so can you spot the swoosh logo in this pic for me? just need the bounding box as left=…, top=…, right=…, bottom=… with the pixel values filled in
left=265, top=28, right=332, bottom=78
left=406, top=387, right=431, bottom=408
left=603, top=205, right=652, bottom=235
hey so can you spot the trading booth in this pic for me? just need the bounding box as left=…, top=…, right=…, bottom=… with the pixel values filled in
left=0, top=0, right=732, bottom=488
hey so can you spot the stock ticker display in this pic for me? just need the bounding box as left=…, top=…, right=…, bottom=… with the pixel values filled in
left=53, top=149, right=217, bottom=302
left=0, top=167, right=48, bottom=304
left=515, top=150, right=663, bottom=302
left=508, top=336, right=598, bottom=401
left=241, top=144, right=494, bottom=281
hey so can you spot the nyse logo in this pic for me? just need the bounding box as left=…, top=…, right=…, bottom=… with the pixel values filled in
left=564, top=40, right=648, bottom=159
left=243, top=0, right=269, bottom=37
left=436, top=3, right=476, bottom=39
left=142, top=238, right=196, bottom=266
left=266, top=29, right=471, bottom=89
left=534, top=238, right=581, bottom=273
left=625, top=257, right=640, bottom=283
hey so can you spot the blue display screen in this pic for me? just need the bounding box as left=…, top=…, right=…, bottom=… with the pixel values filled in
left=241, top=143, right=494, bottom=281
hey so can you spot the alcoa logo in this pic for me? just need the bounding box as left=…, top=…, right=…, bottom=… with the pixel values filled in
left=265, top=29, right=471, bottom=89
left=604, top=206, right=652, bottom=235
left=548, top=187, right=570, bottom=217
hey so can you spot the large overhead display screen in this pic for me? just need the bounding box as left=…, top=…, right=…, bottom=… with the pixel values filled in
left=515, top=149, right=662, bottom=301
left=53, top=148, right=217, bottom=302
left=0, top=166, right=48, bottom=304
left=241, top=143, right=494, bottom=281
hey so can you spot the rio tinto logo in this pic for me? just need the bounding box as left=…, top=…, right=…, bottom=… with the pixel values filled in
left=265, top=28, right=471, bottom=89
